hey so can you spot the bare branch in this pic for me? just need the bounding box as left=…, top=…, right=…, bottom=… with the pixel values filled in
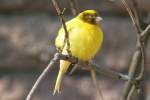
left=61, top=54, right=134, bottom=82
left=68, top=0, right=79, bottom=16
left=26, top=52, right=132, bottom=100
left=120, top=0, right=150, bottom=99
left=141, top=25, right=150, bottom=41
left=131, top=0, right=142, bottom=32
left=127, top=85, right=138, bottom=100
left=121, top=26, right=150, bottom=100
left=89, top=61, right=131, bottom=81
left=25, top=53, right=78, bottom=100
left=90, top=69, right=104, bottom=100
left=52, top=0, right=71, bottom=54
left=26, top=53, right=60, bottom=100
left=121, top=24, right=150, bottom=100
left=120, top=0, right=136, bottom=29
left=121, top=0, right=143, bottom=33
left=123, top=24, right=150, bottom=100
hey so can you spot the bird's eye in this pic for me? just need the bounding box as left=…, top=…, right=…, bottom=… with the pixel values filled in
left=88, top=15, right=93, bottom=19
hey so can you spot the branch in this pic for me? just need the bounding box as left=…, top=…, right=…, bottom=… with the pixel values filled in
left=120, top=0, right=141, bottom=33
left=58, top=54, right=132, bottom=81
left=121, top=24, right=150, bottom=100
left=68, top=0, right=79, bottom=16
left=121, top=0, right=136, bottom=28
left=141, top=25, right=150, bottom=42
left=26, top=52, right=132, bottom=100
left=132, top=0, right=148, bottom=30
left=52, top=0, right=71, bottom=54
left=120, top=0, right=150, bottom=100
left=121, top=3, right=149, bottom=99
left=89, top=61, right=130, bottom=81
left=25, top=53, right=78, bottom=100
left=90, top=69, right=104, bottom=100
left=131, top=0, right=142, bottom=32
left=26, top=53, right=60, bottom=100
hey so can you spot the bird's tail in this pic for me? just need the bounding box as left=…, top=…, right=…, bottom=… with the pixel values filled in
left=53, top=60, right=70, bottom=95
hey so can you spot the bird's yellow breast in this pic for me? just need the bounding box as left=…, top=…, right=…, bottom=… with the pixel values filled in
left=55, top=18, right=103, bottom=61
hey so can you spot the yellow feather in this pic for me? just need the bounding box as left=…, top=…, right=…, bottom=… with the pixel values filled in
left=53, top=45, right=70, bottom=95
left=53, top=60, right=70, bottom=95
left=54, top=10, right=103, bottom=94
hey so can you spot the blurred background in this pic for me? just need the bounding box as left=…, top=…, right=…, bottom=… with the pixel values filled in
left=0, top=0, right=149, bottom=100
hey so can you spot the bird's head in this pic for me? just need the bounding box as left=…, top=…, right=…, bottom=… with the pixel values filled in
left=77, top=10, right=102, bottom=24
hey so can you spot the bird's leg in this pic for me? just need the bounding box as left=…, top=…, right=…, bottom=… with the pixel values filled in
left=69, top=63, right=78, bottom=75
left=56, top=47, right=62, bottom=53
left=67, top=49, right=72, bottom=57
left=79, top=61, right=92, bottom=70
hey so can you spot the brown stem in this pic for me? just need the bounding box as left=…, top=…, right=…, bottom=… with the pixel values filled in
left=26, top=53, right=60, bottom=100
left=25, top=52, right=133, bottom=100
left=68, top=0, right=79, bottom=16
left=90, top=69, right=104, bottom=100
left=52, top=0, right=71, bottom=54
left=120, top=0, right=150, bottom=99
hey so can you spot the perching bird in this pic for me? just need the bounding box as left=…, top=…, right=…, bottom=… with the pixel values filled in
left=54, top=10, right=104, bottom=95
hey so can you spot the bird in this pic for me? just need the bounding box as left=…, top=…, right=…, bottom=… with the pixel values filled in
left=54, top=10, right=104, bottom=95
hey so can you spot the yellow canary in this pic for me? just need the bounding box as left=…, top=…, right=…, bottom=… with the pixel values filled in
left=54, top=10, right=103, bottom=95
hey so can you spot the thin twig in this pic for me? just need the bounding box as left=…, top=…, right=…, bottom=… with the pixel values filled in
left=90, top=69, right=104, bottom=100
left=121, top=46, right=141, bottom=100
left=25, top=53, right=78, bottom=100
left=131, top=0, right=142, bottom=32
left=26, top=53, right=60, bottom=100
left=120, top=0, right=150, bottom=99
left=52, top=0, right=71, bottom=54
left=25, top=52, right=133, bottom=100
left=141, top=25, right=150, bottom=41
left=60, top=54, right=133, bottom=81
left=68, top=0, right=79, bottom=16
left=88, top=61, right=131, bottom=81
left=120, top=0, right=136, bottom=28
left=121, top=20, right=150, bottom=100
left=127, top=85, right=137, bottom=100
left=132, top=0, right=148, bottom=31
left=58, top=53, right=133, bottom=81
left=121, top=25, right=150, bottom=100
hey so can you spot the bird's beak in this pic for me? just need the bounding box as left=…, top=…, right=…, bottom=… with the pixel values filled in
left=96, top=16, right=103, bottom=22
